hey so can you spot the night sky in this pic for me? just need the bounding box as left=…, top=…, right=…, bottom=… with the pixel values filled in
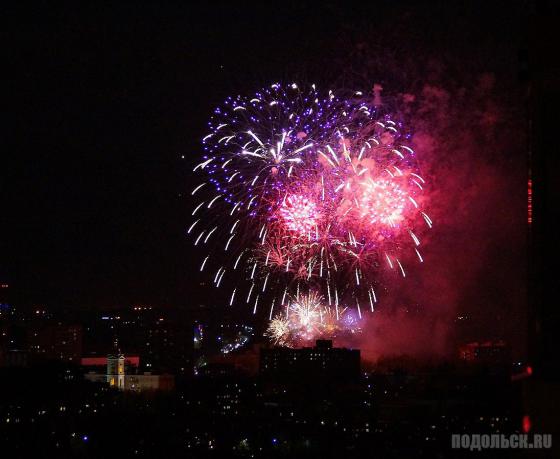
left=5, top=0, right=530, bottom=345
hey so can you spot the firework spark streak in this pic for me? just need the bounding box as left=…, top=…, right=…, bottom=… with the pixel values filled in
left=265, top=292, right=356, bottom=346
left=189, top=83, right=432, bottom=344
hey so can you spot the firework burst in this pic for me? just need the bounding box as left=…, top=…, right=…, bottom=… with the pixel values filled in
left=189, top=82, right=432, bottom=343
left=266, top=292, right=355, bottom=346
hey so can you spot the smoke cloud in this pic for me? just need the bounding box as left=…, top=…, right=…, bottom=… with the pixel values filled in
left=334, top=75, right=527, bottom=362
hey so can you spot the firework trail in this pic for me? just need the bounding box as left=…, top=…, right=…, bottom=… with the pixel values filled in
left=189, top=82, right=432, bottom=344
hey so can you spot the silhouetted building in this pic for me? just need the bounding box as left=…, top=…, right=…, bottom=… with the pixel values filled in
left=0, top=349, right=29, bottom=367
left=260, top=340, right=360, bottom=382
left=27, top=323, right=83, bottom=362
left=527, top=3, right=560, bottom=381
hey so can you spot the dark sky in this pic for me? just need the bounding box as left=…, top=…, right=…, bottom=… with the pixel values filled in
left=5, top=1, right=531, bottom=312
left=5, top=1, right=339, bottom=309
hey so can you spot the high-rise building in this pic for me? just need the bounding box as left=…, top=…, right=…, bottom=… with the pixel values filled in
left=522, top=4, right=560, bottom=438
left=260, top=340, right=361, bottom=382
